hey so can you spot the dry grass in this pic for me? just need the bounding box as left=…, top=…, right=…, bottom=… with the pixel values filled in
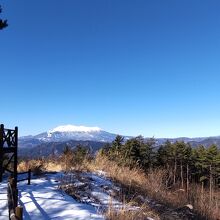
left=105, top=202, right=159, bottom=220
left=46, top=161, right=63, bottom=172
left=19, top=155, right=220, bottom=220
left=85, top=154, right=220, bottom=220
left=188, top=184, right=220, bottom=220
left=85, top=154, right=168, bottom=201
left=18, top=159, right=62, bottom=174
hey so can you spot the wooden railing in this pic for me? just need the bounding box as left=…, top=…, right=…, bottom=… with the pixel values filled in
left=7, top=170, right=31, bottom=220
left=17, top=169, right=31, bottom=185
left=7, top=177, right=22, bottom=220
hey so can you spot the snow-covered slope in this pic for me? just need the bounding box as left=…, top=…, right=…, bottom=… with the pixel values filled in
left=50, top=125, right=102, bottom=133
left=38, top=125, right=118, bottom=142
left=18, top=174, right=104, bottom=220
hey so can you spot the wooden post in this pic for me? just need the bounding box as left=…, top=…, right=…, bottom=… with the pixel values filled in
left=15, top=206, right=23, bottom=220
left=8, top=178, right=15, bottom=220
left=14, top=127, right=18, bottom=192
left=15, top=189, right=18, bottom=210
left=28, top=169, right=31, bottom=185
left=0, top=124, right=4, bottom=182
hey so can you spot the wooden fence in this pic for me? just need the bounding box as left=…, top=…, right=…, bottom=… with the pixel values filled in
left=7, top=170, right=31, bottom=220
left=17, top=169, right=31, bottom=185
left=7, top=177, right=22, bottom=220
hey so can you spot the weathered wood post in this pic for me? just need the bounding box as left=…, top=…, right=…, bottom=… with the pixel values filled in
left=1, top=124, right=21, bottom=220
left=14, top=127, right=18, bottom=195
left=28, top=169, right=31, bottom=185
left=8, top=178, right=16, bottom=220
left=0, top=124, right=4, bottom=182
left=15, top=206, right=23, bottom=220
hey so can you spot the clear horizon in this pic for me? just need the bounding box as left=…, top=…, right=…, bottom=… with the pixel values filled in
left=1, top=1, right=220, bottom=138
left=12, top=123, right=220, bottom=139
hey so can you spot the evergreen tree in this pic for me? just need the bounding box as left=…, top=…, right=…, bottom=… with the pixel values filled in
left=156, top=140, right=172, bottom=168
left=111, top=135, right=124, bottom=155
left=73, top=145, right=89, bottom=165
left=123, top=137, right=142, bottom=167
left=121, top=136, right=155, bottom=169
left=206, top=145, right=220, bottom=187
left=0, top=5, right=8, bottom=29
left=193, top=145, right=209, bottom=184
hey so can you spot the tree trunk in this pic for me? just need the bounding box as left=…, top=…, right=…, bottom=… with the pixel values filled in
left=209, top=165, right=212, bottom=203
left=201, top=181, right=204, bottom=200
left=173, top=158, right=177, bottom=185
left=180, top=161, right=184, bottom=188
left=186, top=164, right=189, bottom=197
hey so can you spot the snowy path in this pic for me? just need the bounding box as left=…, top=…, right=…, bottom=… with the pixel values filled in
left=0, top=174, right=104, bottom=220
left=0, top=182, right=8, bottom=220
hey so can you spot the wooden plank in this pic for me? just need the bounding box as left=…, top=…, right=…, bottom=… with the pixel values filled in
left=17, top=171, right=29, bottom=175
left=0, top=125, right=20, bottom=219
left=3, top=154, right=14, bottom=171
left=0, top=124, right=4, bottom=182
left=15, top=206, right=23, bottom=220
left=7, top=179, right=15, bottom=219
left=17, top=179, right=28, bottom=182
left=2, top=147, right=16, bottom=153
left=14, top=127, right=18, bottom=193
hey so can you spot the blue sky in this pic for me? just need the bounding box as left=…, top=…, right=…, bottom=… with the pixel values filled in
left=1, top=0, right=220, bottom=137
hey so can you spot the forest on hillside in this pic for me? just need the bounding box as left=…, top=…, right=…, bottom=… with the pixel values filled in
left=101, top=136, right=220, bottom=191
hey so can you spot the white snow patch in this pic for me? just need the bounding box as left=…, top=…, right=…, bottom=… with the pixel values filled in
left=87, top=172, right=139, bottom=211
left=60, top=171, right=139, bottom=213
left=0, top=182, right=8, bottom=220
left=49, top=125, right=102, bottom=134
left=95, top=170, right=107, bottom=177
left=17, top=174, right=104, bottom=220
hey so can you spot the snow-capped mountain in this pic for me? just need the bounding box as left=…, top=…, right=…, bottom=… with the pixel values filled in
left=49, top=125, right=102, bottom=133
left=19, top=125, right=124, bottom=148
left=41, top=125, right=117, bottom=142
left=19, top=124, right=220, bottom=151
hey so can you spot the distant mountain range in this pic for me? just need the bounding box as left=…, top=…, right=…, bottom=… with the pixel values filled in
left=18, top=125, right=127, bottom=157
left=18, top=124, right=220, bottom=158
left=156, top=136, right=220, bottom=148
left=19, top=125, right=129, bottom=148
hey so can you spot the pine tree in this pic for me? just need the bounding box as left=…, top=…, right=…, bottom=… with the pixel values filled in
left=156, top=140, right=173, bottom=168
left=111, top=135, right=124, bottom=155
left=123, top=137, right=142, bottom=168
left=193, top=146, right=208, bottom=186
left=0, top=5, right=8, bottom=30
left=175, top=142, right=192, bottom=188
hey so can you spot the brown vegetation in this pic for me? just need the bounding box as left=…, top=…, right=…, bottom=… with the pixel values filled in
left=18, top=152, right=220, bottom=220
left=86, top=154, right=219, bottom=220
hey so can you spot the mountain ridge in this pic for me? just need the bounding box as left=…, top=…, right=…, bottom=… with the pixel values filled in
left=19, top=124, right=220, bottom=149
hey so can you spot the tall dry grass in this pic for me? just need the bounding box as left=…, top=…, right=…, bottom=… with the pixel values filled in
left=85, top=154, right=220, bottom=220
left=18, top=159, right=62, bottom=174
left=18, top=155, right=220, bottom=219
left=105, top=202, right=159, bottom=220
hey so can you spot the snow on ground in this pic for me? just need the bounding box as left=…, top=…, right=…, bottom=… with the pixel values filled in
left=0, top=174, right=104, bottom=220
left=0, top=171, right=157, bottom=220
left=60, top=170, right=140, bottom=212
left=0, top=182, right=8, bottom=220
left=84, top=171, right=131, bottom=210
left=18, top=174, right=104, bottom=220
